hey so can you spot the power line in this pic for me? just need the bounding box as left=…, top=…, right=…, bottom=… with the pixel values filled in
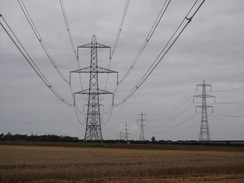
left=111, top=0, right=130, bottom=58
left=210, top=112, right=244, bottom=118
left=163, top=113, right=199, bottom=132
left=17, top=0, right=69, bottom=84
left=102, top=97, right=115, bottom=125
left=59, top=0, right=84, bottom=91
left=18, top=0, right=87, bottom=125
left=215, top=101, right=244, bottom=105
left=118, top=0, right=171, bottom=85
left=159, top=117, right=200, bottom=135
left=0, top=14, right=72, bottom=107
left=213, top=86, right=244, bottom=93
left=59, top=0, right=77, bottom=58
left=101, top=0, right=130, bottom=100
left=154, top=112, right=199, bottom=134
left=150, top=102, right=195, bottom=128
left=150, top=92, right=197, bottom=122
left=115, top=0, right=206, bottom=106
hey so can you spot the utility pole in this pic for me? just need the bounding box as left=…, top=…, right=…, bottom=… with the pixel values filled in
left=193, top=80, right=215, bottom=141
left=137, top=112, right=147, bottom=141
left=70, top=35, right=117, bottom=141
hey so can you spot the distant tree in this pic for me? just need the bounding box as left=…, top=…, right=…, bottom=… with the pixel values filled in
left=0, top=133, right=4, bottom=140
left=151, top=136, right=156, bottom=142
left=5, top=132, right=13, bottom=140
left=0, top=132, right=79, bottom=142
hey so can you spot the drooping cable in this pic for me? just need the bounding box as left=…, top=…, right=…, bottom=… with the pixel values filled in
left=17, top=0, right=69, bottom=84
left=100, top=0, right=130, bottom=116
left=150, top=101, right=196, bottom=128
left=163, top=112, right=199, bottom=131
left=209, top=112, right=244, bottom=118
left=150, top=92, right=197, bottom=122
left=154, top=112, right=199, bottom=134
left=115, top=0, right=205, bottom=106
left=213, top=87, right=244, bottom=92
left=101, top=0, right=130, bottom=102
left=18, top=0, right=86, bottom=124
left=102, top=95, right=115, bottom=125
left=102, top=0, right=169, bottom=121
left=215, top=101, right=244, bottom=105
left=158, top=115, right=200, bottom=135
left=59, top=0, right=88, bottom=125
left=103, top=0, right=169, bottom=108
left=59, top=0, right=77, bottom=58
left=0, top=15, right=72, bottom=106
left=111, top=0, right=130, bottom=58
left=59, top=0, right=84, bottom=92
left=118, top=0, right=171, bottom=85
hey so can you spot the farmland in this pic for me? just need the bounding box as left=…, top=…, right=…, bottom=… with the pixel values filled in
left=0, top=145, right=244, bottom=183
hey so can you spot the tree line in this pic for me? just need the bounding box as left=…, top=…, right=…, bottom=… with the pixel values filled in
left=0, top=132, right=79, bottom=142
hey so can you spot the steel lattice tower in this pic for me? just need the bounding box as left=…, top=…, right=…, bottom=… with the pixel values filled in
left=122, top=121, right=130, bottom=141
left=70, top=35, right=117, bottom=141
left=194, top=80, right=215, bottom=141
left=137, top=112, right=147, bottom=141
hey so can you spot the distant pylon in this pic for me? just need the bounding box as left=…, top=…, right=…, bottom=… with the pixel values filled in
left=122, top=121, right=130, bottom=141
left=70, top=35, right=117, bottom=141
left=137, top=112, right=147, bottom=141
left=193, top=80, right=215, bottom=141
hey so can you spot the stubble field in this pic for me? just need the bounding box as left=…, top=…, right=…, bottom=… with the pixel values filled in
left=0, top=145, right=244, bottom=183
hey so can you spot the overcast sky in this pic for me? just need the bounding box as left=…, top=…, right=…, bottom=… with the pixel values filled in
left=0, top=0, right=243, bottom=141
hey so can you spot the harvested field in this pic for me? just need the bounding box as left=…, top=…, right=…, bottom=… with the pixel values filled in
left=0, top=145, right=244, bottom=183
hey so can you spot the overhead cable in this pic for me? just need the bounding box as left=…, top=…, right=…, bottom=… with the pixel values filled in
left=101, top=0, right=130, bottom=102
left=0, top=15, right=72, bottom=107
left=159, top=118, right=200, bottom=135
left=118, top=0, right=171, bottom=85
left=163, top=112, right=199, bottom=132
left=17, top=0, right=69, bottom=84
left=111, top=0, right=130, bottom=58
left=215, top=101, right=244, bottom=105
left=159, top=112, right=199, bottom=133
left=150, top=92, right=197, bottom=122
left=18, top=0, right=85, bottom=124
left=150, top=101, right=195, bottom=128
left=59, top=0, right=83, bottom=90
left=210, top=112, right=244, bottom=118
left=213, top=87, right=244, bottom=92
left=115, top=0, right=205, bottom=106
left=59, top=0, right=77, bottom=57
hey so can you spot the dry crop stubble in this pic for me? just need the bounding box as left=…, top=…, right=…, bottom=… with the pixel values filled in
left=0, top=145, right=244, bottom=182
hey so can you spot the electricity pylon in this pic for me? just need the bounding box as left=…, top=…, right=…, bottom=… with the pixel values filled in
left=137, top=112, right=147, bottom=141
left=122, top=121, right=130, bottom=141
left=193, top=80, right=215, bottom=141
left=70, top=35, right=117, bottom=141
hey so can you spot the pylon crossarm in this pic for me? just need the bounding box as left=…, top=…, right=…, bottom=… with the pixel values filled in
left=77, top=42, right=110, bottom=49
left=70, top=66, right=117, bottom=74
left=74, top=88, right=113, bottom=95
left=193, top=94, right=202, bottom=98
left=205, top=94, right=215, bottom=98
left=96, top=43, right=110, bottom=48
left=70, top=67, right=90, bottom=73
left=97, top=67, right=118, bottom=73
